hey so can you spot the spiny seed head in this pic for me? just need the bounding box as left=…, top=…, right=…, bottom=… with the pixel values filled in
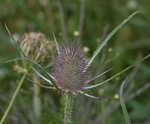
left=53, top=44, right=89, bottom=93
left=20, top=32, right=54, bottom=65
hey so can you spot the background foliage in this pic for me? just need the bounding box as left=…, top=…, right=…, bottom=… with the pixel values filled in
left=0, top=0, right=150, bottom=124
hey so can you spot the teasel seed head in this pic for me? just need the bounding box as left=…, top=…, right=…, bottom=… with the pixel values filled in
left=53, top=44, right=89, bottom=93
left=20, top=32, right=54, bottom=65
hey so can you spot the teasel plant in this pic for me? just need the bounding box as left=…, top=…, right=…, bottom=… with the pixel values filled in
left=0, top=11, right=150, bottom=124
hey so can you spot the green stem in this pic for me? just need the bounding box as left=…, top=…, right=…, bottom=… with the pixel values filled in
left=64, top=93, right=74, bottom=124
left=120, top=80, right=131, bottom=124
left=101, top=100, right=106, bottom=124
left=0, top=73, right=26, bottom=124
left=33, top=75, right=41, bottom=124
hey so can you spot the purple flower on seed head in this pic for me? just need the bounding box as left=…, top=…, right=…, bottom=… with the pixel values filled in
left=51, top=43, right=111, bottom=98
left=53, top=44, right=89, bottom=93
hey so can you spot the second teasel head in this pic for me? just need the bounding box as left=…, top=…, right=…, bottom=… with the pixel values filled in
left=20, top=32, right=54, bottom=65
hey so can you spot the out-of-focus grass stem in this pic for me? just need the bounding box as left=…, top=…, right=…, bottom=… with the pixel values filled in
left=58, top=0, right=68, bottom=41
left=33, top=75, right=41, bottom=124
left=101, top=100, right=106, bottom=124
left=78, top=0, right=85, bottom=42
left=0, top=73, right=26, bottom=124
left=120, top=79, right=131, bottom=124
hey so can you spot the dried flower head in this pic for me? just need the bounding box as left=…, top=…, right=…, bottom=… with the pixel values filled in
left=53, top=44, right=89, bottom=93
left=20, top=32, right=54, bottom=65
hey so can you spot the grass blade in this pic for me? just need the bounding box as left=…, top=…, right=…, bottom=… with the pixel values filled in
left=5, top=24, right=25, bottom=57
left=87, top=11, right=141, bottom=68
left=0, top=74, right=26, bottom=124
left=120, top=79, right=131, bottom=124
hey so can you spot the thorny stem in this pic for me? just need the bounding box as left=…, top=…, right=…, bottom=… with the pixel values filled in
left=64, top=93, right=74, bottom=124
left=0, top=73, right=26, bottom=124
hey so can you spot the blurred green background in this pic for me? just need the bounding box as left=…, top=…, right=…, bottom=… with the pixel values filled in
left=0, top=0, right=150, bottom=124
